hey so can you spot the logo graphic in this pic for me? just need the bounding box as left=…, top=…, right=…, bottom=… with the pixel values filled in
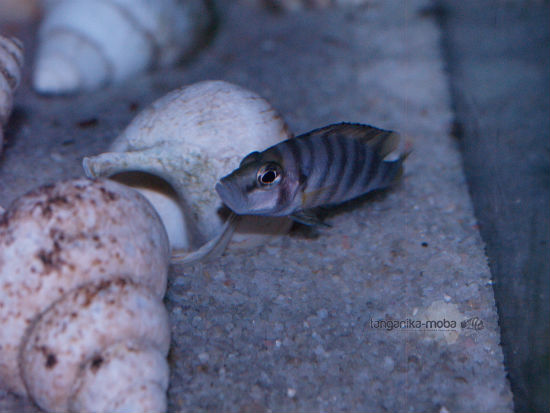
left=460, top=316, right=484, bottom=331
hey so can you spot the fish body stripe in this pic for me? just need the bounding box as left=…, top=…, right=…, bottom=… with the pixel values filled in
left=271, top=138, right=316, bottom=214
left=295, top=135, right=320, bottom=206
left=346, top=137, right=368, bottom=200
left=273, top=140, right=295, bottom=172
left=285, top=137, right=310, bottom=180
left=361, top=147, right=382, bottom=194
left=332, top=135, right=361, bottom=203
left=283, top=138, right=302, bottom=172
left=301, top=132, right=332, bottom=207
left=342, top=143, right=375, bottom=201
left=316, top=132, right=338, bottom=205
left=293, top=132, right=390, bottom=208
left=322, top=134, right=348, bottom=205
left=269, top=146, right=293, bottom=212
left=299, top=135, right=316, bottom=189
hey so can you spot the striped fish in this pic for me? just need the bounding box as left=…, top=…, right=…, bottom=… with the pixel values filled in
left=215, top=122, right=408, bottom=226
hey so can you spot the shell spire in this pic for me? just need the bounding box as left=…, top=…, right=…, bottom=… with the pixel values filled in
left=0, top=35, right=23, bottom=151
left=33, top=0, right=211, bottom=95
left=0, top=179, right=171, bottom=412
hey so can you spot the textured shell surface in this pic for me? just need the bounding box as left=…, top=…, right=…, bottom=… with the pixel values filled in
left=0, top=178, right=170, bottom=397
left=0, top=36, right=24, bottom=149
left=33, top=0, right=210, bottom=94
left=21, top=277, right=171, bottom=412
left=70, top=340, right=170, bottom=413
left=84, top=80, right=293, bottom=253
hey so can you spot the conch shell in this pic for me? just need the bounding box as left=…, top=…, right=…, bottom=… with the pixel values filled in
left=33, top=0, right=211, bottom=94
left=0, top=178, right=171, bottom=412
left=83, top=80, right=293, bottom=260
left=0, top=35, right=23, bottom=152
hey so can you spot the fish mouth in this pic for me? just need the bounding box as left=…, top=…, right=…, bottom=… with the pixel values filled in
left=215, top=181, right=249, bottom=215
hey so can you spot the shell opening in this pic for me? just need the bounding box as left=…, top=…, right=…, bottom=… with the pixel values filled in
left=109, top=172, right=191, bottom=251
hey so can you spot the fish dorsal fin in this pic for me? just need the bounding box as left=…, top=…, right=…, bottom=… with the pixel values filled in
left=239, top=151, right=261, bottom=167
left=307, top=122, right=401, bottom=158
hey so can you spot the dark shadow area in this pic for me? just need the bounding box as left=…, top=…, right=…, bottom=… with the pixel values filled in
left=438, top=1, right=550, bottom=412
left=0, top=107, right=28, bottom=153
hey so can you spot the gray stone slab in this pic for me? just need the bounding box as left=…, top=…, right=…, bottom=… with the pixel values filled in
left=441, top=1, right=550, bottom=411
left=1, top=1, right=513, bottom=411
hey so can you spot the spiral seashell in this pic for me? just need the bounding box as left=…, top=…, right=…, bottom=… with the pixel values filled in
left=0, top=35, right=23, bottom=151
left=0, top=178, right=171, bottom=412
left=33, top=0, right=211, bottom=95
left=21, top=278, right=171, bottom=412
left=83, top=80, right=293, bottom=260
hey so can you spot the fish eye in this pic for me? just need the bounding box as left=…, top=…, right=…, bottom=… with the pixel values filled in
left=257, top=163, right=282, bottom=187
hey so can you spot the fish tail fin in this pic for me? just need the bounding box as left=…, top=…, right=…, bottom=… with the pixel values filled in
left=379, top=131, right=401, bottom=158
left=373, top=143, right=412, bottom=189
left=391, top=144, right=412, bottom=182
left=360, top=128, right=401, bottom=158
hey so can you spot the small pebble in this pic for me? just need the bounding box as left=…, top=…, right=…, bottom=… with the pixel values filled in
left=317, top=308, right=328, bottom=319
left=50, top=151, right=64, bottom=162
left=214, top=270, right=225, bottom=281
left=264, top=245, right=280, bottom=255
left=383, top=356, right=395, bottom=372
left=443, top=294, right=452, bottom=302
left=287, top=388, right=297, bottom=398
left=314, top=345, right=327, bottom=357
left=198, top=352, right=209, bottom=363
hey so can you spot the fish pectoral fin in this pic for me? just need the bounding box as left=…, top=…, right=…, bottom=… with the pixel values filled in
left=290, top=209, right=331, bottom=228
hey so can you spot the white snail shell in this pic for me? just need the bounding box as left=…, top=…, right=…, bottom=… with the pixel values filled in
left=83, top=80, right=293, bottom=255
left=33, top=0, right=210, bottom=95
left=0, top=178, right=171, bottom=412
left=0, top=35, right=23, bottom=151
left=21, top=278, right=171, bottom=412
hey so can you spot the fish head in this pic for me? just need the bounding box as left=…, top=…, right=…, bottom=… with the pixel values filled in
left=216, top=150, right=299, bottom=216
